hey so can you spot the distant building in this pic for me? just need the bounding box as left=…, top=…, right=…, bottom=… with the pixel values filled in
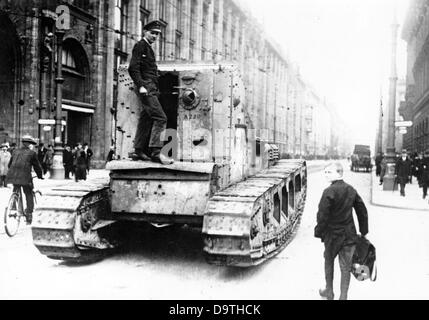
left=402, top=0, right=429, bottom=154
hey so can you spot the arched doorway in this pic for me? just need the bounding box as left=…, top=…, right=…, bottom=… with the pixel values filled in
left=61, top=38, right=93, bottom=148
left=0, top=14, right=21, bottom=144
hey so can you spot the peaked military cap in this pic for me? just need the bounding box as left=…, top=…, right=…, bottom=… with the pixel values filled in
left=143, top=20, right=162, bottom=33
left=21, top=135, right=37, bottom=145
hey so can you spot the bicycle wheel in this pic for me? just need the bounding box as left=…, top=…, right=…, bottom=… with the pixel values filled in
left=4, top=192, right=22, bottom=237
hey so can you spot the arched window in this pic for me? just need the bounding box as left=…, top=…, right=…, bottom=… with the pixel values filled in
left=0, top=14, right=22, bottom=143
left=61, top=39, right=90, bottom=103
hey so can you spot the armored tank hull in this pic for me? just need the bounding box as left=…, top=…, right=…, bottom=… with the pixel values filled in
left=32, top=159, right=306, bottom=267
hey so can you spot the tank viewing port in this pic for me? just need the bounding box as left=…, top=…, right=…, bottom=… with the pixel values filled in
left=180, top=88, right=200, bottom=110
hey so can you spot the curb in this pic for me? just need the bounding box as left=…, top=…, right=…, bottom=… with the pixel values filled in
left=370, top=171, right=429, bottom=213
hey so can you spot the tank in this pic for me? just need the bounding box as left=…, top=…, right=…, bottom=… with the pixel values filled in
left=31, top=62, right=307, bottom=267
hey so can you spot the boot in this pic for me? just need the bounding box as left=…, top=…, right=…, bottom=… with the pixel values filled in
left=319, top=288, right=334, bottom=300
left=130, top=149, right=151, bottom=161
left=26, top=210, right=32, bottom=225
left=150, top=148, right=174, bottom=165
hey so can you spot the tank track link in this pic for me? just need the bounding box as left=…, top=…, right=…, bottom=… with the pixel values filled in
left=32, top=178, right=116, bottom=263
left=203, top=160, right=307, bottom=267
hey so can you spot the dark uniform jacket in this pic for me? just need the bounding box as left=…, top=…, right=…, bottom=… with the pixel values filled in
left=37, top=147, right=47, bottom=165
left=6, top=147, right=43, bottom=185
left=395, top=157, right=412, bottom=184
left=63, top=149, right=74, bottom=167
left=128, top=39, right=159, bottom=93
left=315, top=180, right=368, bottom=256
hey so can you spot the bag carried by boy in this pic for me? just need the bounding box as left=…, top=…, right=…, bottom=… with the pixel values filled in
left=351, top=235, right=377, bottom=281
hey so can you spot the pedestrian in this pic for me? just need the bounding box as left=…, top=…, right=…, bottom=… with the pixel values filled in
left=6, top=135, right=44, bottom=224
left=63, top=145, right=74, bottom=179
left=72, top=142, right=83, bottom=175
left=415, top=152, right=424, bottom=187
left=419, top=150, right=429, bottom=199
left=128, top=20, right=174, bottom=165
left=0, top=143, right=11, bottom=187
left=379, top=156, right=387, bottom=185
left=75, top=150, right=87, bottom=182
left=315, top=162, right=369, bottom=300
left=106, top=145, right=115, bottom=163
left=395, top=149, right=412, bottom=197
left=83, top=142, right=93, bottom=173
left=43, top=144, right=54, bottom=176
left=375, top=152, right=382, bottom=177
left=37, top=143, right=47, bottom=175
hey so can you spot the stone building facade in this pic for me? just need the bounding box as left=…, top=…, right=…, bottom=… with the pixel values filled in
left=402, top=0, right=429, bottom=154
left=0, top=0, right=114, bottom=167
left=0, top=0, right=342, bottom=167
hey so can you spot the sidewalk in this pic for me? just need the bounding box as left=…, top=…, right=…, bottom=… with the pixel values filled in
left=370, top=170, right=429, bottom=212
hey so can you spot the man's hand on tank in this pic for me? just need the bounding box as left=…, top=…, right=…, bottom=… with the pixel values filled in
left=139, top=86, right=148, bottom=94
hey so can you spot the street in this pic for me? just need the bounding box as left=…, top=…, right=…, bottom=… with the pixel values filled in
left=1, top=162, right=429, bottom=300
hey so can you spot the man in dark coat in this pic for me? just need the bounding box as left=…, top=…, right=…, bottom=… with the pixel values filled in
left=37, top=143, right=47, bottom=175
left=6, top=135, right=44, bottom=224
left=419, top=150, right=429, bottom=199
left=395, top=149, right=412, bottom=197
left=375, top=152, right=382, bottom=176
left=128, top=20, right=173, bottom=165
left=83, top=142, right=93, bottom=173
left=63, top=145, right=74, bottom=179
left=315, top=162, right=368, bottom=300
left=412, top=152, right=422, bottom=186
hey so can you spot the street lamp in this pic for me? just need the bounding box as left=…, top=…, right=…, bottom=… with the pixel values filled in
left=383, top=10, right=399, bottom=191
left=50, top=5, right=70, bottom=180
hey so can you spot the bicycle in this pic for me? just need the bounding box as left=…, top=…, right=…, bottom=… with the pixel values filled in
left=4, top=179, right=42, bottom=237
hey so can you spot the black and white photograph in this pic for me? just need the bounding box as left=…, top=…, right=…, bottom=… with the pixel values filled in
left=0, top=0, right=427, bottom=305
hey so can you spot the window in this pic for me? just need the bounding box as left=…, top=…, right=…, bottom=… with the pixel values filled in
left=189, top=39, right=195, bottom=61
left=114, top=0, right=128, bottom=53
left=231, top=24, right=236, bottom=59
left=176, top=0, right=183, bottom=30
left=62, top=49, right=76, bottom=69
left=159, top=0, right=166, bottom=21
left=175, top=31, right=182, bottom=60
left=212, top=10, right=219, bottom=59
left=61, top=41, right=88, bottom=103
left=223, top=20, right=228, bottom=58
left=202, top=1, right=209, bottom=59
left=140, top=0, right=150, bottom=35
left=159, top=23, right=167, bottom=60
left=190, top=0, right=197, bottom=40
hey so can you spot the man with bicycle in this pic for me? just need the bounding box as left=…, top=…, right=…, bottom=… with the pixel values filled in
left=6, top=135, right=44, bottom=224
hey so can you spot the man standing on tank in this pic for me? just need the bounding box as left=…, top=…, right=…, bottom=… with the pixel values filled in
left=315, top=162, right=368, bottom=300
left=128, top=20, right=174, bottom=165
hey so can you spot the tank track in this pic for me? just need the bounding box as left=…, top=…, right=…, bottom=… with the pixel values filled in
left=203, top=160, right=307, bottom=267
left=32, top=178, right=116, bottom=263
